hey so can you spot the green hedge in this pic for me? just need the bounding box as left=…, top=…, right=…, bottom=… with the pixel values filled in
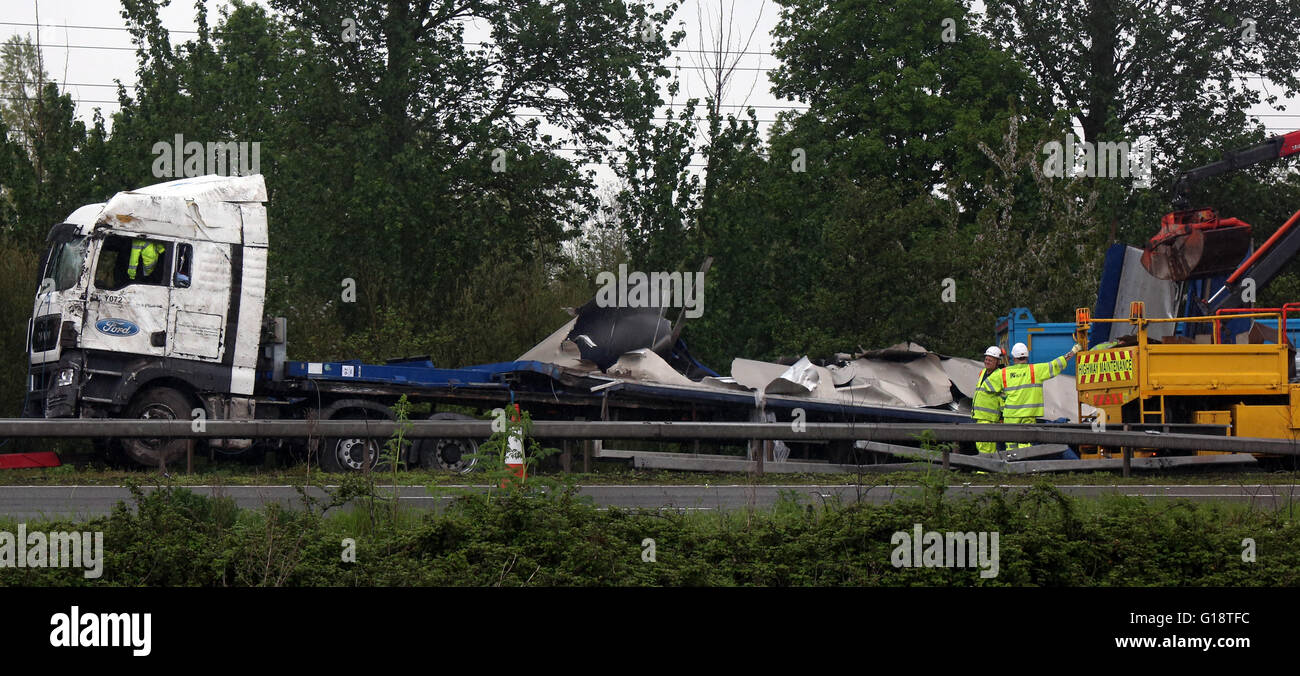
left=0, top=482, right=1295, bottom=586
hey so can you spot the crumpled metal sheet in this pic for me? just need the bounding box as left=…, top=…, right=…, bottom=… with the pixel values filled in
left=731, top=358, right=840, bottom=399
left=516, top=317, right=598, bottom=372
left=605, top=349, right=699, bottom=386
left=517, top=311, right=1094, bottom=421
left=826, top=353, right=952, bottom=407
left=565, top=303, right=674, bottom=370
left=826, top=381, right=910, bottom=407
left=942, top=357, right=985, bottom=399
left=1114, top=246, right=1178, bottom=339
left=765, top=356, right=820, bottom=395
left=700, top=376, right=751, bottom=391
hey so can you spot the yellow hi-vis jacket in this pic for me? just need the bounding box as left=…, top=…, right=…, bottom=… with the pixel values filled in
left=988, top=355, right=1069, bottom=420
left=972, top=368, right=1004, bottom=422
left=128, top=240, right=165, bottom=279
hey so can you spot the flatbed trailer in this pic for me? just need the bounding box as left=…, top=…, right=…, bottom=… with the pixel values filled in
left=263, top=352, right=969, bottom=471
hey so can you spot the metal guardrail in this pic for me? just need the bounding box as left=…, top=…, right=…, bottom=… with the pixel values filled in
left=0, top=419, right=1297, bottom=455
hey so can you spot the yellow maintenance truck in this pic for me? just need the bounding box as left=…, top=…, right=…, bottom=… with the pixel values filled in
left=1074, top=302, right=1299, bottom=457
left=1067, top=130, right=1300, bottom=461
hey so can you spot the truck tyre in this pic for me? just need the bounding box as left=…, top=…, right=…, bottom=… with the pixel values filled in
left=416, top=412, right=483, bottom=473
left=121, top=386, right=193, bottom=467
left=319, top=400, right=402, bottom=473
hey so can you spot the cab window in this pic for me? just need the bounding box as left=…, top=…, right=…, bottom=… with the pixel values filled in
left=95, top=236, right=171, bottom=290
left=47, top=235, right=89, bottom=292
left=174, top=243, right=192, bottom=288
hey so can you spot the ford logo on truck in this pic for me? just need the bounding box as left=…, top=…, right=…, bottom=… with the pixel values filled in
left=95, top=319, right=140, bottom=337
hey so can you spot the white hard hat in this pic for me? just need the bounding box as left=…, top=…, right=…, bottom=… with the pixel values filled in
left=983, top=346, right=1002, bottom=358
left=1011, top=342, right=1029, bottom=359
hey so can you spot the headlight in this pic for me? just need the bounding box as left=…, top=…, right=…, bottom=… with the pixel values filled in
left=57, top=368, right=75, bottom=387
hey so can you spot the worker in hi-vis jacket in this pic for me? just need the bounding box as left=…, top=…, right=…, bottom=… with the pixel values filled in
left=128, top=239, right=166, bottom=281
left=984, top=342, right=1079, bottom=449
left=971, top=346, right=1006, bottom=454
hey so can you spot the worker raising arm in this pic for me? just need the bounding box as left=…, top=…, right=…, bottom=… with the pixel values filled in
left=991, top=342, right=1079, bottom=450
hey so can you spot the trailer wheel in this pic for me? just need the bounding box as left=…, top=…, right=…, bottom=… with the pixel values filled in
left=416, top=412, right=483, bottom=473
left=321, top=433, right=382, bottom=472
left=318, top=400, right=403, bottom=473
left=121, top=386, right=193, bottom=467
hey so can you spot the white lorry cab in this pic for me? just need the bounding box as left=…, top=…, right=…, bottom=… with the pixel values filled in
left=27, top=174, right=268, bottom=465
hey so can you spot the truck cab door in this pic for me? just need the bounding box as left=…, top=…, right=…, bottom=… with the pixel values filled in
left=165, top=241, right=227, bottom=361
left=81, top=235, right=172, bottom=357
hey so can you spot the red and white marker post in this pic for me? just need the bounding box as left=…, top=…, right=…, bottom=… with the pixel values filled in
left=503, top=403, right=526, bottom=487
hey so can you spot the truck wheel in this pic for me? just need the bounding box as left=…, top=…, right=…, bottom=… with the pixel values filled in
left=121, top=387, right=193, bottom=467
left=416, top=412, right=482, bottom=473
left=320, top=433, right=382, bottom=472
left=318, top=400, right=402, bottom=473
left=320, top=415, right=387, bottom=472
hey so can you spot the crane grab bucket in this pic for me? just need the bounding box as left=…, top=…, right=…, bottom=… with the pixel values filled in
left=1140, top=209, right=1253, bottom=281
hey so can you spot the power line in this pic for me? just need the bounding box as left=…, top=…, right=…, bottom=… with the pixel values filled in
left=29, top=77, right=1300, bottom=121
left=0, top=20, right=780, bottom=56
left=0, top=96, right=791, bottom=125
left=0, top=21, right=197, bottom=34
left=10, top=34, right=1292, bottom=88
left=9, top=43, right=139, bottom=52
left=0, top=80, right=136, bottom=89
left=0, top=81, right=808, bottom=110
left=1, top=96, right=118, bottom=104
left=19, top=39, right=777, bottom=70
left=4, top=31, right=1292, bottom=86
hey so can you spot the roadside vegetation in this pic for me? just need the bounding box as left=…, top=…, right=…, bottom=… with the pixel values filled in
left=6, top=410, right=1296, bottom=586
left=1, top=476, right=1296, bottom=586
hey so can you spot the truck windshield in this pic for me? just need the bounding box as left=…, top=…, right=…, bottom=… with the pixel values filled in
left=46, top=235, right=88, bottom=292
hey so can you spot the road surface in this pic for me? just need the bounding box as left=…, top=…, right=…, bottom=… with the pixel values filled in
left=1, top=484, right=1297, bottom=520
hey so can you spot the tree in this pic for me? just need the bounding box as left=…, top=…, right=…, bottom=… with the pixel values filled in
left=981, top=0, right=1300, bottom=148
left=671, top=0, right=1045, bottom=363
left=0, top=33, right=98, bottom=247
left=688, top=0, right=766, bottom=245
left=769, top=0, right=1044, bottom=208
left=0, top=35, right=49, bottom=156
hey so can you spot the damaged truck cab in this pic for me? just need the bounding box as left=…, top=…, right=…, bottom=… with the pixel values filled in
left=27, top=175, right=268, bottom=465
